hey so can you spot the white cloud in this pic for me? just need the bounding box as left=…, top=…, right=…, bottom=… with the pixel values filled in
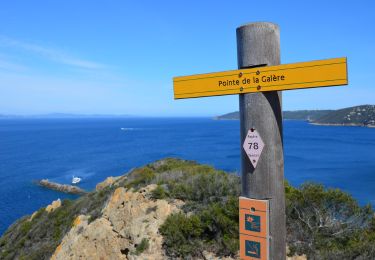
left=0, top=35, right=106, bottom=70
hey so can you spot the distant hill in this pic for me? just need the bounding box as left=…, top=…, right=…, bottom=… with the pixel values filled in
left=214, top=111, right=240, bottom=120
left=311, top=105, right=375, bottom=127
left=0, top=113, right=133, bottom=119
left=284, top=110, right=333, bottom=120
left=216, top=105, right=375, bottom=127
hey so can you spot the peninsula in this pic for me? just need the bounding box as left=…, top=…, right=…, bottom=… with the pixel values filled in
left=216, top=105, right=375, bottom=127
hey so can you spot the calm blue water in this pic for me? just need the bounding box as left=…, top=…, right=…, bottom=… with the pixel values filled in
left=1, top=118, right=375, bottom=235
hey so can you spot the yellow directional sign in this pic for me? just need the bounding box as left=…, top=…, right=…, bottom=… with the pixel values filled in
left=173, top=57, right=348, bottom=99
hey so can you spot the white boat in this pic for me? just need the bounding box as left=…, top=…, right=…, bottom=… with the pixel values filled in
left=72, top=176, right=82, bottom=184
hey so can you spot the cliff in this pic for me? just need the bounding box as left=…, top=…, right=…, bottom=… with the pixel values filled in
left=1, top=158, right=374, bottom=259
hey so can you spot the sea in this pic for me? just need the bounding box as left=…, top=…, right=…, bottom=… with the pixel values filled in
left=1, top=118, right=375, bottom=235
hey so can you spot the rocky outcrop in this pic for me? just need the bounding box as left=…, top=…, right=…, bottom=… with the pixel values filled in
left=45, top=198, right=62, bottom=213
left=37, top=179, right=86, bottom=195
left=51, top=184, right=184, bottom=260
left=96, top=176, right=122, bottom=191
left=51, top=215, right=127, bottom=260
left=29, top=198, right=62, bottom=221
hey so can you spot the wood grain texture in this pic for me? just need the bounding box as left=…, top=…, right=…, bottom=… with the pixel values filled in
left=237, top=22, right=286, bottom=259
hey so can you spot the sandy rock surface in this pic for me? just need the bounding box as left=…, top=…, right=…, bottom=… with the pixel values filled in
left=51, top=185, right=182, bottom=260
left=45, top=198, right=62, bottom=213
left=96, top=176, right=122, bottom=191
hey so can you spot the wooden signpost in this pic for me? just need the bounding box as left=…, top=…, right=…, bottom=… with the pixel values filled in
left=172, top=22, right=348, bottom=259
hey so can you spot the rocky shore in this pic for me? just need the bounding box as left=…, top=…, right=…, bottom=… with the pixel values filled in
left=37, top=179, right=87, bottom=195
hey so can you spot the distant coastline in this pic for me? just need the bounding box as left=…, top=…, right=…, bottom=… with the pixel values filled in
left=310, top=122, right=375, bottom=127
left=0, top=113, right=134, bottom=119
left=216, top=105, right=375, bottom=128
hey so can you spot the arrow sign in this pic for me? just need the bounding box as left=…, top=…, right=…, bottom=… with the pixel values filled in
left=243, top=129, right=265, bottom=168
left=173, top=57, right=347, bottom=99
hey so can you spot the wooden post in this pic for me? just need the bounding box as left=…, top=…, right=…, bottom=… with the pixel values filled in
left=237, top=22, right=286, bottom=259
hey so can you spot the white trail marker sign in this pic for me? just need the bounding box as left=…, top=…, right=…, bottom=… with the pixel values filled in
left=243, top=128, right=265, bottom=169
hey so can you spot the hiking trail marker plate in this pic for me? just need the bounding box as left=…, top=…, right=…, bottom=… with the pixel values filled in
left=239, top=197, right=269, bottom=260
left=243, top=128, right=264, bottom=168
left=173, top=57, right=348, bottom=99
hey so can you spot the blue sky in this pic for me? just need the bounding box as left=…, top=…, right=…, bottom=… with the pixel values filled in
left=0, top=1, right=374, bottom=116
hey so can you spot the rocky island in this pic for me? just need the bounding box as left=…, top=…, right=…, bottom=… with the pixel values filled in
left=1, top=158, right=374, bottom=259
left=216, top=105, right=375, bottom=127
left=37, top=179, right=87, bottom=195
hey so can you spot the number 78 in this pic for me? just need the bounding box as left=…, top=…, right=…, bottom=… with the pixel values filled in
left=248, top=142, right=259, bottom=150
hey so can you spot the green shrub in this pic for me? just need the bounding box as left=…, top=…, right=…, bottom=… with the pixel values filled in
left=31, top=208, right=45, bottom=221
left=160, top=213, right=204, bottom=257
left=151, top=185, right=168, bottom=199
left=286, top=182, right=374, bottom=258
left=20, top=221, right=32, bottom=235
left=125, top=167, right=155, bottom=190
left=151, top=158, right=197, bottom=173
left=160, top=196, right=238, bottom=258
left=124, top=158, right=240, bottom=206
left=135, top=238, right=149, bottom=255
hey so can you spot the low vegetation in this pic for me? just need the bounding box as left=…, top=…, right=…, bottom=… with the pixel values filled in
left=122, top=158, right=375, bottom=259
left=286, top=182, right=375, bottom=259
left=134, top=238, right=149, bottom=255
left=0, top=185, right=115, bottom=260
left=1, top=158, right=374, bottom=259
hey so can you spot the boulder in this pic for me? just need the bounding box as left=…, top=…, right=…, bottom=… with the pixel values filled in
left=45, top=199, right=62, bottom=213
left=95, top=176, right=121, bottom=191
left=51, top=185, right=183, bottom=260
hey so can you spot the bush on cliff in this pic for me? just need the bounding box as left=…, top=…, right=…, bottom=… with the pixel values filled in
left=0, top=185, right=115, bottom=260
left=124, top=159, right=375, bottom=259
left=124, top=158, right=241, bottom=257
left=285, top=182, right=375, bottom=259
left=160, top=197, right=239, bottom=257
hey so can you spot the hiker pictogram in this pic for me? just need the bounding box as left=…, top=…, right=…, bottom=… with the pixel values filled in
left=245, top=214, right=261, bottom=232
left=245, top=240, right=261, bottom=258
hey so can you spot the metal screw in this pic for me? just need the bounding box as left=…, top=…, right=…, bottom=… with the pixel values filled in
left=251, top=207, right=255, bottom=212
left=257, top=85, right=261, bottom=90
left=239, top=72, right=243, bottom=78
left=256, top=70, right=260, bottom=75
left=250, top=128, right=255, bottom=132
left=240, top=87, right=243, bottom=91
